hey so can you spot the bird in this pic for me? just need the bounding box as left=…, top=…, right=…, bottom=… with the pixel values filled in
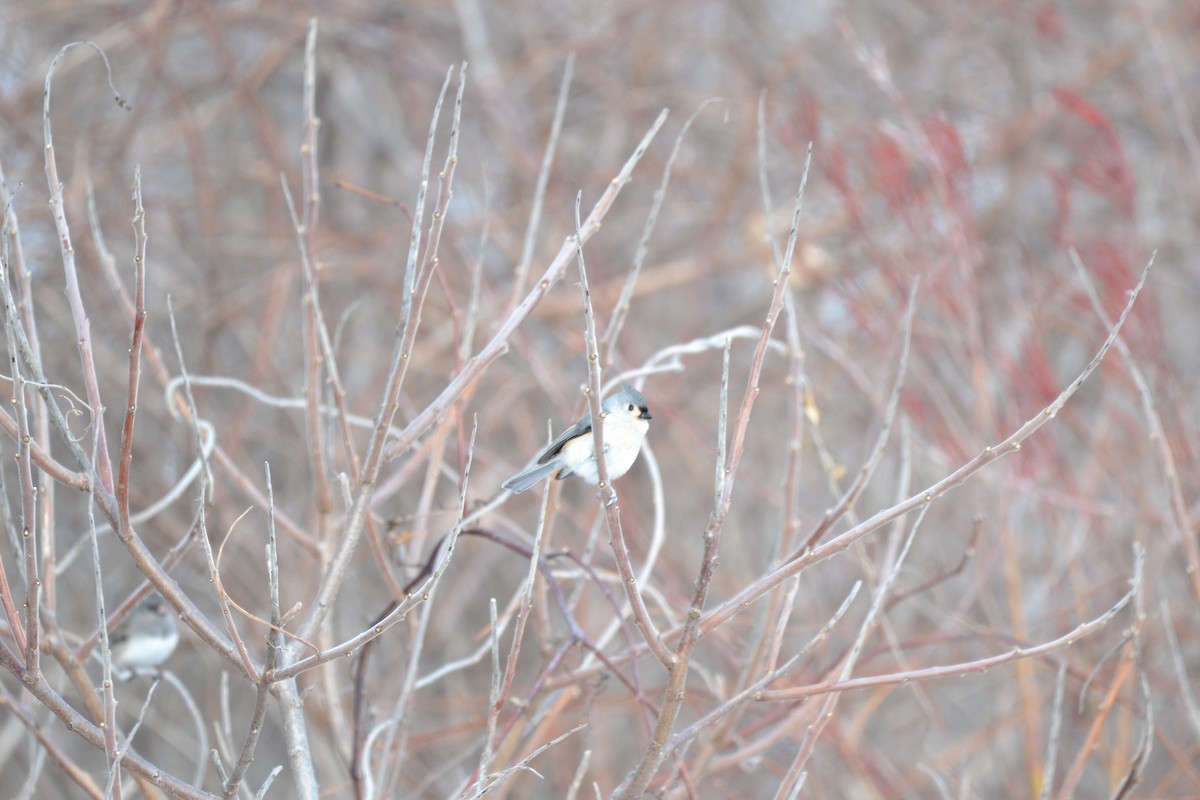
left=503, top=384, right=652, bottom=496
left=109, top=594, right=179, bottom=679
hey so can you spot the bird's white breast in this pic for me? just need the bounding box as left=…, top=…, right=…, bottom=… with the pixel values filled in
left=113, top=629, right=180, bottom=670
left=558, top=412, right=649, bottom=484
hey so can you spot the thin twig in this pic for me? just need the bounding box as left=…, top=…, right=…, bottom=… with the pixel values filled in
left=221, top=461, right=284, bottom=798
left=1160, top=593, right=1200, bottom=743
left=0, top=169, right=94, bottom=491
left=495, top=470, right=552, bottom=719
left=223, top=682, right=270, bottom=799
left=87, top=427, right=121, bottom=800
left=761, top=545, right=1143, bottom=703
left=0, top=173, right=41, bottom=677
left=800, top=279, right=918, bottom=552
left=0, top=185, right=30, bottom=655
left=104, top=678, right=161, bottom=800
left=464, top=723, right=588, bottom=800
left=565, top=749, right=592, bottom=800
left=158, top=670, right=209, bottom=789
left=166, top=297, right=260, bottom=679
left=1055, top=649, right=1133, bottom=800
left=372, top=418, right=477, bottom=795
left=43, top=41, right=128, bottom=495
left=1069, top=250, right=1196, bottom=604
left=885, top=514, right=983, bottom=611
left=1135, top=1, right=1200, bottom=191
left=297, top=17, right=336, bottom=526
left=254, top=766, right=283, bottom=800
left=1109, top=560, right=1152, bottom=800
left=510, top=53, right=573, bottom=308
left=116, top=166, right=147, bottom=535
left=603, top=99, right=726, bottom=364
left=163, top=375, right=401, bottom=435
left=1039, top=662, right=1069, bottom=800
left=775, top=503, right=928, bottom=798
left=470, top=598, right=502, bottom=797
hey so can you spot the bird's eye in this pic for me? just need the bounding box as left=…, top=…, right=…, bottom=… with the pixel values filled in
left=627, top=403, right=635, bottom=412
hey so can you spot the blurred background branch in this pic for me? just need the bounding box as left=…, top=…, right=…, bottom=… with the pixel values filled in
left=0, top=1, right=1196, bottom=797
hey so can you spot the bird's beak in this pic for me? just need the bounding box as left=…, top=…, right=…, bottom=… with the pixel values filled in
left=641, top=410, right=653, bottom=420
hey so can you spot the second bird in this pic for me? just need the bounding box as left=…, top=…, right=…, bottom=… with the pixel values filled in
left=110, top=594, right=179, bottom=679
left=503, top=384, right=652, bottom=494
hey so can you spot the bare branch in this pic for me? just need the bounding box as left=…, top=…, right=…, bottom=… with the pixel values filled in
left=510, top=53, right=574, bottom=307
left=760, top=545, right=1142, bottom=703
left=573, top=192, right=672, bottom=668
left=43, top=40, right=129, bottom=495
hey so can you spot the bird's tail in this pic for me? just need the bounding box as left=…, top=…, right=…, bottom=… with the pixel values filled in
left=502, top=461, right=559, bottom=494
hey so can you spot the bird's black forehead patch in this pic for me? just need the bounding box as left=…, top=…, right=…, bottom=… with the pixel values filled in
left=144, top=596, right=168, bottom=615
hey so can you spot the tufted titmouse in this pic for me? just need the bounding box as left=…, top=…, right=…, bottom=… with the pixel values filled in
left=503, top=384, right=652, bottom=495
left=109, top=594, right=179, bottom=678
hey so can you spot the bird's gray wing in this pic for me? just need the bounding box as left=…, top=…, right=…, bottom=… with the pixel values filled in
left=536, top=412, right=593, bottom=464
